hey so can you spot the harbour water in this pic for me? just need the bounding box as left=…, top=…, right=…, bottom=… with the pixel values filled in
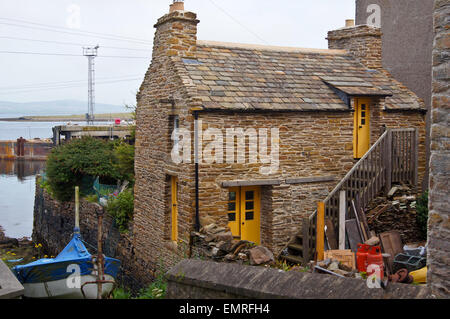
left=0, top=120, right=95, bottom=239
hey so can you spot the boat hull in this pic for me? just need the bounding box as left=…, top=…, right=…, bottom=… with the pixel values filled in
left=22, top=274, right=115, bottom=299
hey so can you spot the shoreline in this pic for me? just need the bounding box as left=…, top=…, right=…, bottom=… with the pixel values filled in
left=0, top=113, right=133, bottom=122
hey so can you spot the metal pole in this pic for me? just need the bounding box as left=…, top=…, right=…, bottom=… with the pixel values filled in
left=97, top=211, right=104, bottom=299
left=75, top=186, right=80, bottom=232
left=194, top=111, right=200, bottom=232
left=83, top=46, right=99, bottom=125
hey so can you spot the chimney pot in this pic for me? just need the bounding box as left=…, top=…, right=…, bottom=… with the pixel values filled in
left=345, top=19, right=355, bottom=27
left=170, top=1, right=184, bottom=13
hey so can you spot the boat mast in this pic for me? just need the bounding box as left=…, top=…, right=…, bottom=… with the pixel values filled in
left=75, top=186, right=80, bottom=233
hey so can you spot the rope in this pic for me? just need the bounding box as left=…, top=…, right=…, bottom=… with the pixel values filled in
left=82, top=239, right=98, bottom=253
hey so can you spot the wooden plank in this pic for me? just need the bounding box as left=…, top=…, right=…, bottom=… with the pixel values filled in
left=355, top=195, right=370, bottom=240
left=302, top=218, right=310, bottom=265
left=285, top=176, right=336, bottom=184
left=339, top=190, right=346, bottom=250
left=367, top=203, right=390, bottom=223
left=325, top=218, right=338, bottom=250
left=379, top=230, right=403, bottom=273
left=351, top=200, right=367, bottom=242
left=324, top=250, right=356, bottom=270
left=413, top=128, right=419, bottom=186
left=221, top=179, right=282, bottom=187
left=384, top=130, right=392, bottom=195
left=345, top=219, right=362, bottom=252
left=316, top=202, right=325, bottom=260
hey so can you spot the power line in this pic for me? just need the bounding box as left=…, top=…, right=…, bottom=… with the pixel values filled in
left=0, top=20, right=153, bottom=46
left=0, top=17, right=153, bottom=45
left=0, top=77, right=143, bottom=94
left=208, top=0, right=270, bottom=45
left=0, top=36, right=151, bottom=52
left=0, top=74, right=143, bottom=90
left=0, top=50, right=150, bottom=59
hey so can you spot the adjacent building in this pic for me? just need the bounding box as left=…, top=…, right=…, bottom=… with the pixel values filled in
left=356, top=0, right=434, bottom=188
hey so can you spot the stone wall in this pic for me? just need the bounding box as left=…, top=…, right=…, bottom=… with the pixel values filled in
left=133, top=7, right=201, bottom=273
left=195, top=111, right=355, bottom=253
left=166, top=259, right=432, bottom=299
left=427, top=0, right=450, bottom=298
left=32, top=180, right=148, bottom=292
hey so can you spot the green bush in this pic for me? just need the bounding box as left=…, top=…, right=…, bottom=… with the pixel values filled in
left=45, top=136, right=135, bottom=202
left=135, top=272, right=167, bottom=299
left=113, top=142, right=135, bottom=184
left=416, top=191, right=429, bottom=238
left=46, top=137, right=119, bottom=201
left=106, top=189, right=134, bottom=233
left=84, top=194, right=98, bottom=203
left=111, top=287, right=132, bottom=299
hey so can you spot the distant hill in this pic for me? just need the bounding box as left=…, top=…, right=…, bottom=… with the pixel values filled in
left=0, top=99, right=128, bottom=117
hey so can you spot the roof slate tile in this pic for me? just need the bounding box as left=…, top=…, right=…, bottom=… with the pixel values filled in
left=178, top=42, right=425, bottom=112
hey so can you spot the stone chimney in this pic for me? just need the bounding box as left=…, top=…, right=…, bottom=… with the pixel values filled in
left=152, top=1, right=199, bottom=60
left=327, top=22, right=382, bottom=69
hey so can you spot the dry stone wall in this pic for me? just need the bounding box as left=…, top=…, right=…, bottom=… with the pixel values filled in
left=427, top=0, right=450, bottom=298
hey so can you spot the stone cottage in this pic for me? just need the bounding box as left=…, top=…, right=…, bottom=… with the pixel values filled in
left=133, top=2, right=426, bottom=269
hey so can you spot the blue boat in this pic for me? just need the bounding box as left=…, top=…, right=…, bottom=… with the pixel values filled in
left=13, top=230, right=121, bottom=299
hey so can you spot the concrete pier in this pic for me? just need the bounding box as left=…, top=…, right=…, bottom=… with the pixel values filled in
left=0, top=139, right=52, bottom=160
left=52, top=124, right=133, bottom=145
left=0, top=260, right=24, bottom=299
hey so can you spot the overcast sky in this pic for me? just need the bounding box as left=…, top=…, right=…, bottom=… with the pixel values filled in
left=0, top=0, right=355, bottom=107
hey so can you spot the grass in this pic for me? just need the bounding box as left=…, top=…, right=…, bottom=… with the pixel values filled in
left=0, top=242, right=47, bottom=269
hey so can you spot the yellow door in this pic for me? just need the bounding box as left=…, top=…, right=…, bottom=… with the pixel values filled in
left=227, top=187, right=240, bottom=237
left=171, top=176, right=178, bottom=242
left=354, top=98, right=371, bottom=158
left=227, top=186, right=261, bottom=244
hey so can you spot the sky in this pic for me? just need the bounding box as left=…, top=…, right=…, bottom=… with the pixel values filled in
left=0, top=0, right=355, bottom=107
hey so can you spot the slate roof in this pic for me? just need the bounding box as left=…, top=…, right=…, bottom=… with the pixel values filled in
left=180, top=41, right=424, bottom=112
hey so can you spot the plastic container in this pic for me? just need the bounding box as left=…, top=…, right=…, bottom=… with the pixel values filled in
left=367, top=246, right=384, bottom=280
left=356, top=244, right=370, bottom=272
left=410, top=266, right=427, bottom=283
left=393, top=253, right=426, bottom=273
left=403, top=245, right=426, bottom=257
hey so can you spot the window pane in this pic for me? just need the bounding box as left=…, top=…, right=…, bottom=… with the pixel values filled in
left=361, top=104, right=366, bottom=110
left=228, top=202, right=236, bottom=211
left=245, top=201, right=254, bottom=210
left=361, top=119, right=366, bottom=125
left=245, top=191, right=254, bottom=200
left=245, top=211, right=254, bottom=220
left=361, top=111, right=366, bottom=118
left=229, top=192, right=236, bottom=201
left=228, top=213, right=236, bottom=221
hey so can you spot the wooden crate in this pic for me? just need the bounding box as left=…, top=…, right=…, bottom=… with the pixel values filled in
left=324, top=250, right=356, bottom=270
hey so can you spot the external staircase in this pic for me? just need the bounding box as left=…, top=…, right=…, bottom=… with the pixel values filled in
left=281, top=128, right=419, bottom=265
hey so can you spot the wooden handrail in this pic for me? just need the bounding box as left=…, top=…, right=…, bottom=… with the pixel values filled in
left=323, top=130, right=389, bottom=204
left=284, top=128, right=419, bottom=264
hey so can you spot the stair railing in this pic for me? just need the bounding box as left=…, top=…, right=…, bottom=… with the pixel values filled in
left=293, top=128, right=418, bottom=263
